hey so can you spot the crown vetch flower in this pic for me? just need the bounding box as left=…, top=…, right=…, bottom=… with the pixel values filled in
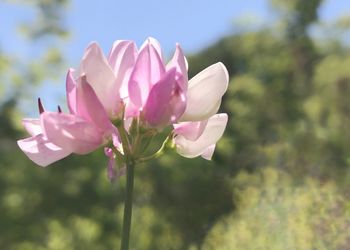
left=17, top=102, right=72, bottom=167
left=128, top=38, right=187, bottom=128
left=172, top=62, right=229, bottom=160
left=17, top=37, right=229, bottom=250
left=18, top=37, right=229, bottom=168
left=17, top=75, right=116, bottom=167
left=79, top=40, right=137, bottom=118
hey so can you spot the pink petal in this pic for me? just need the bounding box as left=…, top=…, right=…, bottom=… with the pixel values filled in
left=128, top=40, right=166, bottom=108
left=124, top=97, right=140, bottom=119
left=22, top=118, right=42, bottom=136
left=66, top=68, right=77, bottom=114
left=143, top=68, right=186, bottom=127
left=104, top=147, right=126, bottom=182
left=173, top=119, right=208, bottom=141
left=174, top=113, right=228, bottom=159
left=80, top=42, right=119, bottom=115
left=140, top=37, right=164, bottom=62
left=111, top=131, right=122, bottom=150
left=17, top=134, right=71, bottom=167
left=104, top=147, right=116, bottom=182
left=166, top=43, right=188, bottom=90
left=108, top=40, right=138, bottom=99
left=76, top=76, right=112, bottom=132
left=41, top=112, right=103, bottom=154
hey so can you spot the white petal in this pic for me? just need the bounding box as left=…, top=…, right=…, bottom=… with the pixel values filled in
left=180, top=62, right=228, bottom=121
left=17, top=134, right=71, bottom=167
left=201, top=144, right=216, bottom=160
left=22, top=118, right=42, bottom=136
left=175, top=113, right=227, bottom=159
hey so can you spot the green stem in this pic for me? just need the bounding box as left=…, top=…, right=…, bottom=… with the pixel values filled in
left=120, top=161, right=135, bottom=250
left=115, top=115, right=135, bottom=250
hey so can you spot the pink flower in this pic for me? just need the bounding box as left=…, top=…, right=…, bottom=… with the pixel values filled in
left=17, top=75, right=115, bottom=167
left=17, top=40, right=138, bottom=167
left=173, top=113, right=228, bottom=160
left=18, top=37, right=229, bottom=167
left=173, top=63, right=229, bottom=160
left=77, top=38, right=187, bottom=128
left=128, top=38, right=187, bottom=128
left=79, top=40, right=137, bottom=118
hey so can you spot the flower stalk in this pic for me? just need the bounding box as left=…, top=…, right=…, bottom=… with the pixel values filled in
left=120, top=160, right=135, bottom=250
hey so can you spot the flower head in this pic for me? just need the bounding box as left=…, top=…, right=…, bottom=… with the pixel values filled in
left=18, top=74, right=117, bottom=167
left=18, top=37, right=229, bottom=173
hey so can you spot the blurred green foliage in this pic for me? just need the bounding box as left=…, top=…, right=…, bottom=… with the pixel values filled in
left=1, top=0, right=350, bottom=249
left=0, top=0, right=68, bottom=107
left=3, top=0, right=69, bottom=39
left=203, top=168, right=350, bottom=250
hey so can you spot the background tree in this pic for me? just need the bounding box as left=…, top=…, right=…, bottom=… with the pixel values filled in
left=1, top=0, right=350, bottom=249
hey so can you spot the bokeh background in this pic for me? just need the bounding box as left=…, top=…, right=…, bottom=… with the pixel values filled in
left=1, top=0, right=350, bottom=249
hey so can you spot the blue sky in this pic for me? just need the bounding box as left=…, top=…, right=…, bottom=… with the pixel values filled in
left=0, top=0, right=350, bottom=114
left=65, top=0, right=271, bottom=56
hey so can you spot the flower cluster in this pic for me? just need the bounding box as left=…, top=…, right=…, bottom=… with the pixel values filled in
left=18, top=38, right=228, bottom=178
